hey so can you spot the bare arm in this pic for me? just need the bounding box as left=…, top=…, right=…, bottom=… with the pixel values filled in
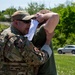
left=36, top=12, right=59, bottom=33
left=43, top=13, right=59, bottom=33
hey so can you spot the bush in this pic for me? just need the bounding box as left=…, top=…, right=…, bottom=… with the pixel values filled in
left=0, top=24, right=9, bottom=32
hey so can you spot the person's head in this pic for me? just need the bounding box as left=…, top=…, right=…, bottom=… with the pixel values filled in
left=11, top=11, right=35, bottom=35
left=36, top=9, right=52, bottom=26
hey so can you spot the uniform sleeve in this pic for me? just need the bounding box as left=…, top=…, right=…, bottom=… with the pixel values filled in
left=0, top=34, right=5, bottom=58
left=0, top=28, right=10, bottom=51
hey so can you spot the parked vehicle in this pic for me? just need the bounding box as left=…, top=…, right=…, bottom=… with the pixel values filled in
left=57, top=45, right=75, bottom=54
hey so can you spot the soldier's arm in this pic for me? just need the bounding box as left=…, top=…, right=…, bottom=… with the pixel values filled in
left=0, top=34, right=5, bottom=60
left=24, top=38, right=51, bottom=65
left=36, top=12, right=59, bottom=33
left=0, top=35, right=5, bottom=50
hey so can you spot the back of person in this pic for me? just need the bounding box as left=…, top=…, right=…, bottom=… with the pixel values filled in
left=0, top=26, right=49, bottom=75
left=0, top=27, right=44, bottom=75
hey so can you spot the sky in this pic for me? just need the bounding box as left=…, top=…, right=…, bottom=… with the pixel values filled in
left=0, top=0, right=75, bottom=11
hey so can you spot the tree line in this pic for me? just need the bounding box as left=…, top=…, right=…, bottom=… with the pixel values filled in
left=0, top=2, right=75, bottom=50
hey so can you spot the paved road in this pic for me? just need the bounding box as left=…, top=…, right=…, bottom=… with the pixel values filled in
left=55, top=53, right=75, bottom=56
left=0, top=22, right=11, bottom=26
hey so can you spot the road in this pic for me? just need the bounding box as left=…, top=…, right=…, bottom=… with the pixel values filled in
left=0, top=22, right=11, bottom=26
left=55, top=53, right=75, bottom=56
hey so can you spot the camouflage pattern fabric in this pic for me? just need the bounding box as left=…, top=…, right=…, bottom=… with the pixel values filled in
left=0, top=31, right=48, bottom=75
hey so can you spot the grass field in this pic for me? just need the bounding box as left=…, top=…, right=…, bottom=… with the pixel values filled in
left=55, top=53, right=75, bottom=75
left=0, top=24, right=9, bottom=32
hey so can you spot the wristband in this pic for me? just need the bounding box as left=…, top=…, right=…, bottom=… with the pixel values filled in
left=41, top=44, right=52, bottom=57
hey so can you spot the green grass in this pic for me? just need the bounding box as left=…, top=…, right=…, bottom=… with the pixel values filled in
left=0, top=24, right=9, bottom=32
left=55, top=54, right=75, bottom=75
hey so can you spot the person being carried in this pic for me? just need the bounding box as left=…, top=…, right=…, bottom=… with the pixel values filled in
left=32, top=9, right=59, bottom=75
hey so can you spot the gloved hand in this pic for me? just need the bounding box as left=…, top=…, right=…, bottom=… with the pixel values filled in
left=41, top=44, right=52, bottom=57
left=21, top=37, right=47, bottom=65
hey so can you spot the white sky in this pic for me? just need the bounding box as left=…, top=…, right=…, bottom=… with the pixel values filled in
left=0, top=0, right=75, bottom=11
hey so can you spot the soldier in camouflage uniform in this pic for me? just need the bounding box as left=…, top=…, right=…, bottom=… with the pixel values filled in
left=0, top=10, right=59, bottom=75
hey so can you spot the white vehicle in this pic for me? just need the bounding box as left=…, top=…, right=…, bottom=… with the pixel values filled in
left=57, top=45, right=75, bottom=54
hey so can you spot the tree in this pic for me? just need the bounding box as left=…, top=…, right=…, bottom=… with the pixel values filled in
left=1, top=7, right=17, bottom=21
left=52, top=2, right=75, bottom=49
left=25, top=2, right=45, bottom=15
left=18, top=6, right=24, bottom=10
left=3, top=7, right=17, bottom=17
left=61, top=6, right=75, bottom=35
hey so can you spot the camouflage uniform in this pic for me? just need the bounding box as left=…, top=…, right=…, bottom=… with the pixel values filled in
left=0, top=24, right=57, bottom=75
left=0, top=26, right=48, bottom=75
